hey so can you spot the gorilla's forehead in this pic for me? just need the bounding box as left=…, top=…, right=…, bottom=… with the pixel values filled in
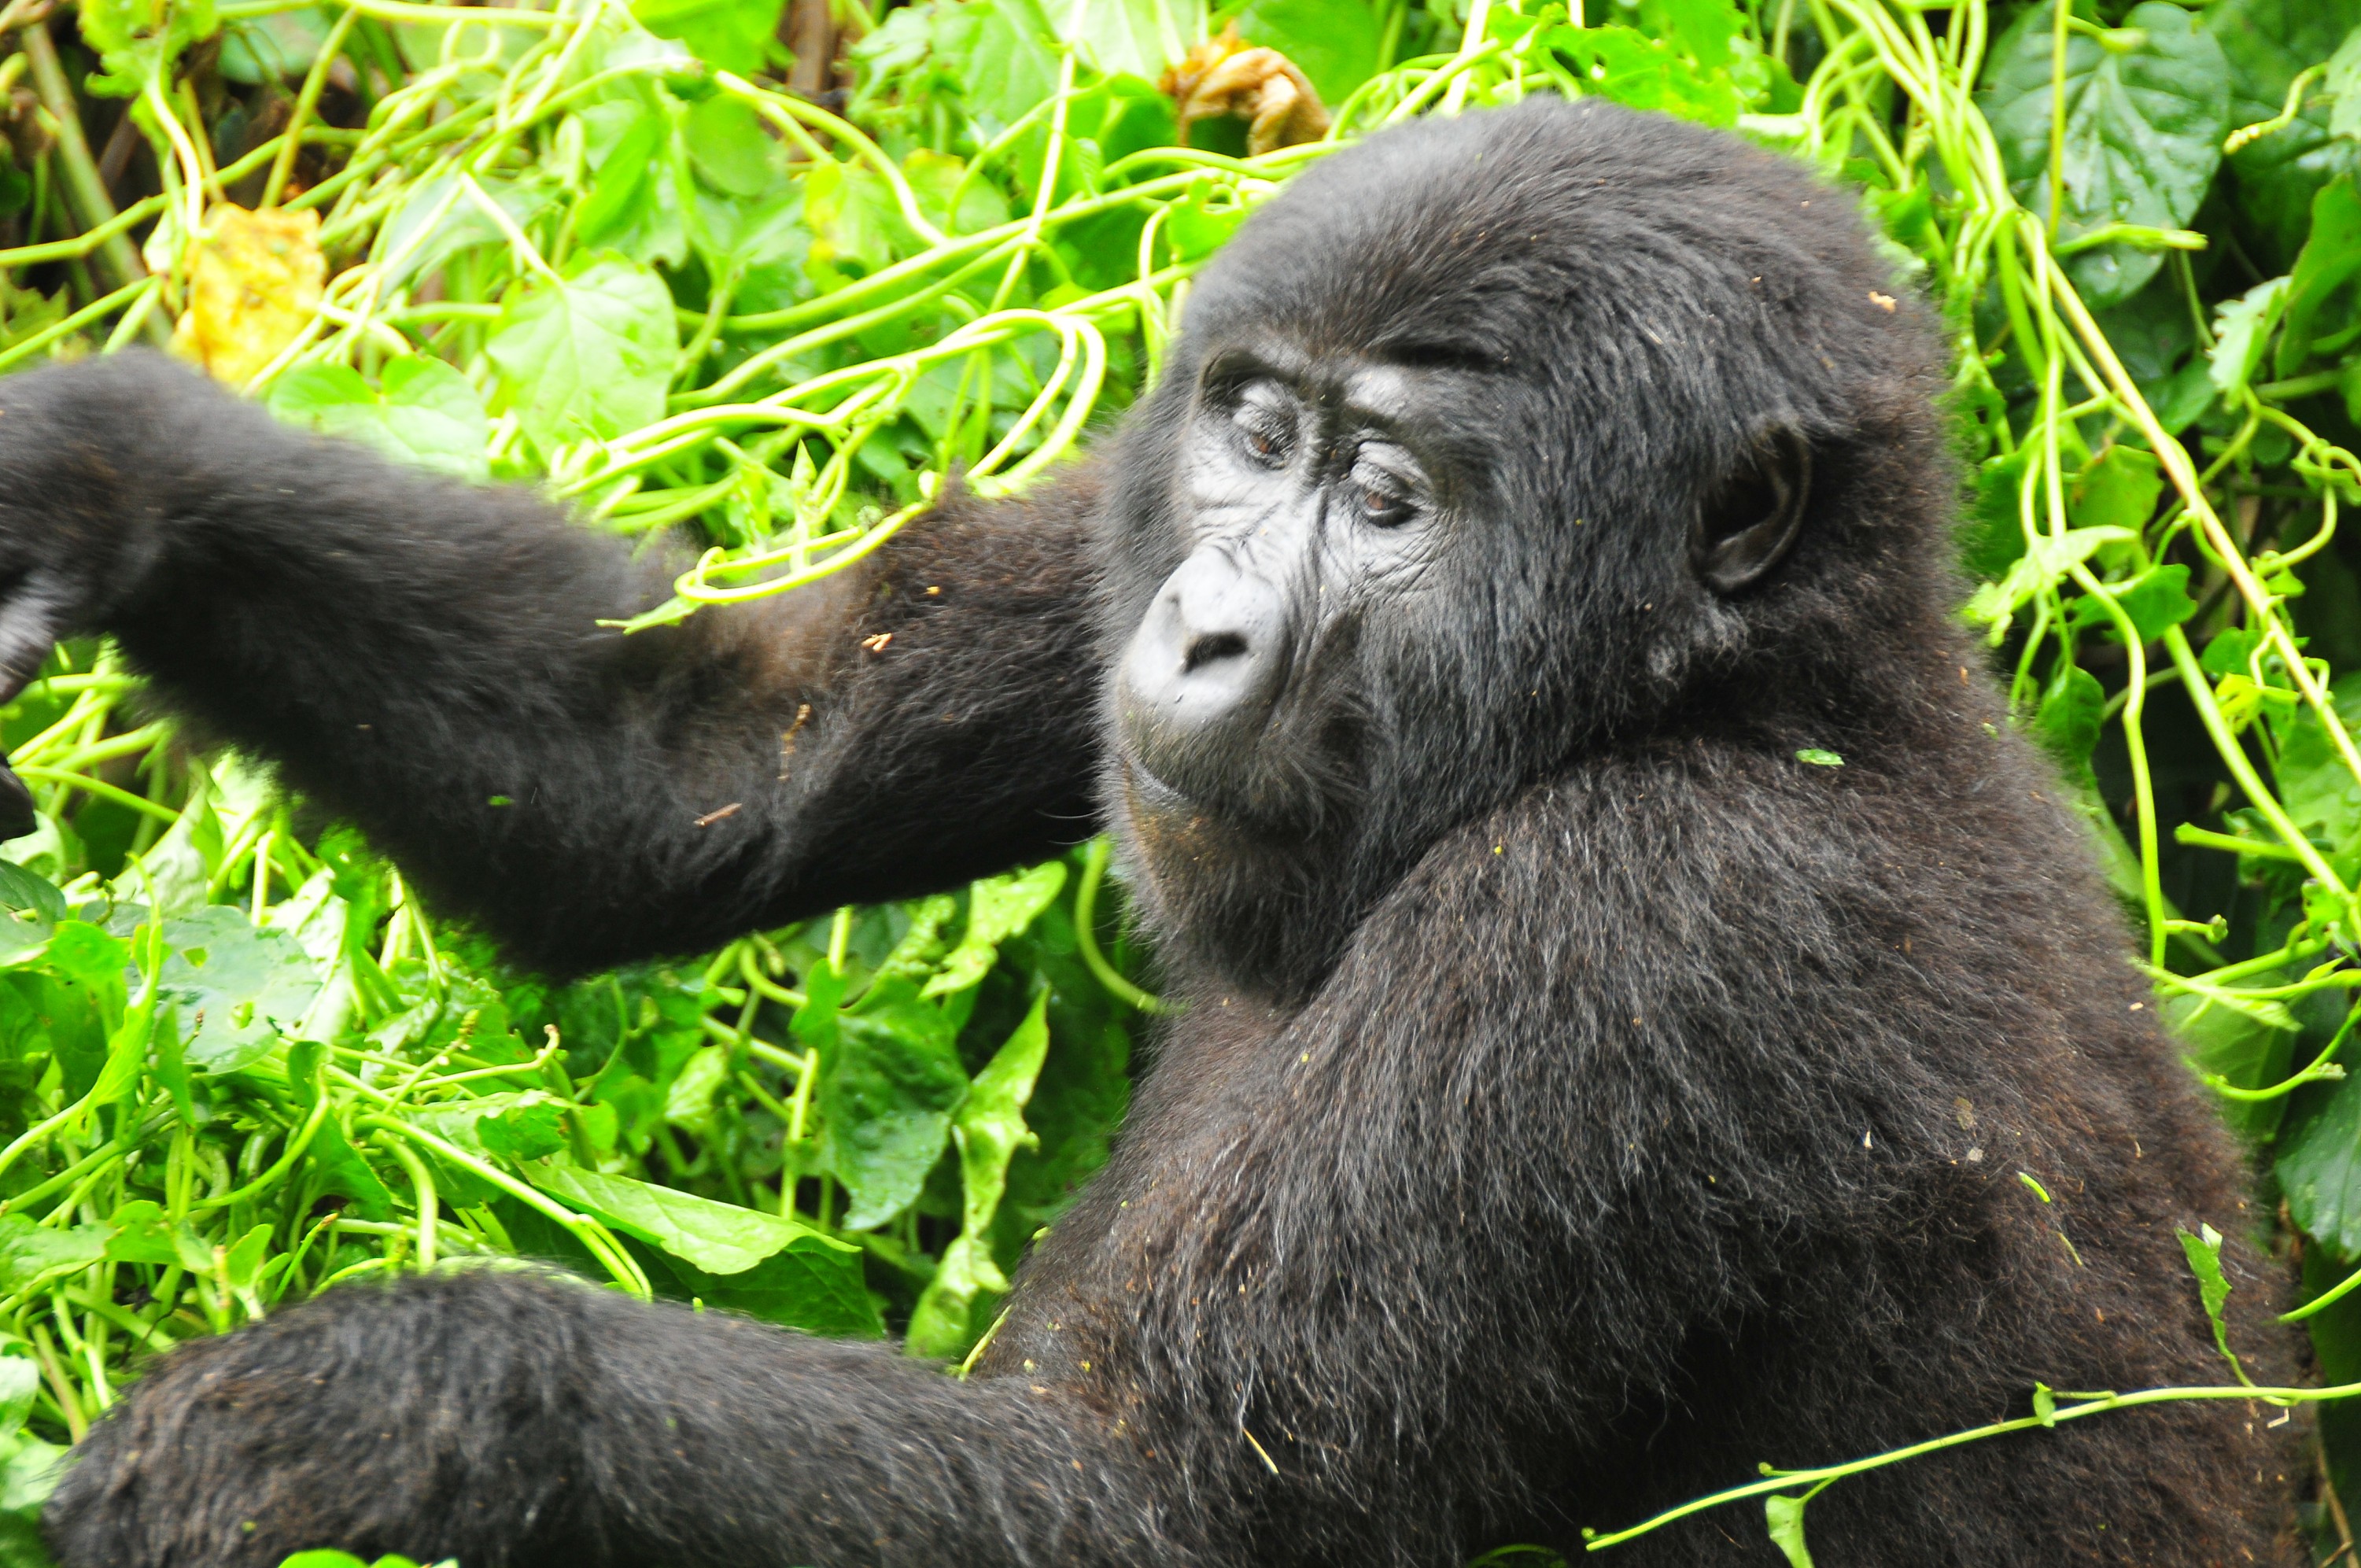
left=1183, top=98, right=1882, bottom=384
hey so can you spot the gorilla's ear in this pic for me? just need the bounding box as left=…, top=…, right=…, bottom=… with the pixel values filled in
left=1690, top=426, right=1811, bottom=596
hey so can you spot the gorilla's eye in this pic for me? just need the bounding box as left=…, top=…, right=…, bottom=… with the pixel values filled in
left=1230, top=386, right=1296, bottom=467
left=1356, top=482, right=1415, bottom=528
left=1348, top=449, right=1422, bottom=528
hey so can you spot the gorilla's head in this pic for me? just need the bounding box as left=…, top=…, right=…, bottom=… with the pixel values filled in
left=1101, top=98, right=1957, bottom=1000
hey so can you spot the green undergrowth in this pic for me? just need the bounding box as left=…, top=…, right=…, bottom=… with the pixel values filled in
left=4, top=0, right=2361, bottom=1562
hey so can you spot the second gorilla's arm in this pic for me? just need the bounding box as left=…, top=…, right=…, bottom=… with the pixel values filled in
left=0, top=355, right=1106, bottom=972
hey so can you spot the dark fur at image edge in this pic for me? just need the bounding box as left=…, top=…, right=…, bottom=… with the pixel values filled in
left=0, top=97, right=2298, bottom=1566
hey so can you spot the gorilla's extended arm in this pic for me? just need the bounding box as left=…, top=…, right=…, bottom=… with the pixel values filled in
left=0, top=354, right=1105, bottom=970
left=45, top=1268, right=1190, bottom=1568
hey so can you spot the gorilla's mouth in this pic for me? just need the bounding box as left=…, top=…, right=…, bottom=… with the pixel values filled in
left=1114, top=754, right=1321, bottom=924
left=1116, top=745, right=1266, bottom=833
left=1114, top=726, right=1359, bottom=855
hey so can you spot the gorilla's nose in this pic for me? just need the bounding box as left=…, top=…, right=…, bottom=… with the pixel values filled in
left=1117, top=547, right=1289, bottom=796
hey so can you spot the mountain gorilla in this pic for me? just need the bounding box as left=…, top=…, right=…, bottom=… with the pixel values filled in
left=0, top=98, right=2294, bottom=1566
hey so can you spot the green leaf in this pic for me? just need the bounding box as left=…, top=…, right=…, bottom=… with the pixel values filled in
left=2274, top=672, right=2361, bottom=869
left=1984, top=2, right=2233, bottom=308
left=88, top=974, right=157, bottom=1109
left=574, top=109, right=668, bottom=250
left=902, top=149, right=1009, bottom=239
left=216, top=6, right=331, bottom=82
left=2067, top=563, right=2197, bottom=644
left=1550, top=24, right=1743, bottom=129
left=906, top=990, right=1051, bottom=1357
left=152, top=905, right=320, bottom=1074
left=924, top=861, right=1069, bottom=998
left=2176, top=981, right=2300, bottom=1142
left=2208, top=275, right=2292, bottom=397
left=946, top=0, right=1064, bottom=135
left=1963, top=448, right=2034, bottom=581
left=0, top=1360, right=34, bottom=1449
left=2207, top=0, right=2361, bottom=267
left=1793, top=749, right=1844, bottom=767
left=684, top=96, right=780, bottom=199
left=478, top=1101, right=569, bottom=1164
left=662, top=1045, right=731, bottom=1136
left=303, top=1119, right=396, bottom=1221
left=570, top=102, right=688, bottom=268
left=532, top=1164, right=853, bottom=1276
left=2176, top=1221, right=2249, bottom=1379
left=371, top=359, right=492, bottom=479
left=41, top=923, right=126, bottom=994
left=661, top=1245, right=884, bottom=1338
left=814, top=976, right=968, bottom=1229
left=2029, top=665, right=2105, bottom=771
left=2071, top=443, right=2164, bottom=534
left=2032, top=1382, right=2058, bottom=1426
left=1962, top=526, right=2137, bottom=634
left=79, top=0, right=219, bottom=95
left=2278, top=175, right=2361, bottom=376
left=102, top=1199, right=188, bottom=1266
left=2204, top=626, right=2265, bottom=677
left=1164, top=175, right=1252, bottom=262
left=0, top=870, right=57, bottom=972
left=1231, top=0, right=1384, bottom=106
left=270, top=359, right=491, bottom=482
left=486, top=256, right=679, bottom=453
left=1072, top=0, right=1204, bottom=83
left=14, top=968, right=112, bottom=1105
left=401, top=1090, right=548, bottom=1206
left=380, top=175, right=556, bottom=290
left=2331, top=26, right=2361, bottom=142
left=2111, top=563, right=2198, bottom=643
left=0, top=1426, right=63, bottom=1568
left=2274, top=1048, right=2361, bottom=1249
left=1764, top=1492, right=1817, bottom=1568
left=222, top=1223, right=271, bottom=1292
left=0, top=1215, right=103, bottom=1296
left=802, top=162, right=905, bottom=279
left=0, top=865, right=63, bottom=928
left=630, top=0, right=784, bottom=73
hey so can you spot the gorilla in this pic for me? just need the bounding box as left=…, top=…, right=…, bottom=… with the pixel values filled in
left=0, top=97, right=2295, bottom=1567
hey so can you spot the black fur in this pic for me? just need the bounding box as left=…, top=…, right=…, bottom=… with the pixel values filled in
left=0, top=99, right=2296, bottom=1566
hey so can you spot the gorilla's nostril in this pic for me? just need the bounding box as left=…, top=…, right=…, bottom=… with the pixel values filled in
left=1181, top=631, right=1249, bottom=673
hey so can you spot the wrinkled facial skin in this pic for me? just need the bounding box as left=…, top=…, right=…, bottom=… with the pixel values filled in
left=1102, top=333, right=1817, bottom=1003
left=1093, top=98, right=1898, bottom=1003
left=1113, top=347, right=1452, bottom=837
left=1101, top=334, right=1536, bottom=1005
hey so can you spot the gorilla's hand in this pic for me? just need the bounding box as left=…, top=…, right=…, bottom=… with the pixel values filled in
left=0, top=355, right=189, bottom=695
left=43, top=1271, right=599, bottom=1568
left=0, top=354, right=205, bottom=837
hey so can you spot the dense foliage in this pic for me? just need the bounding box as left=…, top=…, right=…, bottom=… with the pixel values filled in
left=3, top=0, right=2361, bottom=1560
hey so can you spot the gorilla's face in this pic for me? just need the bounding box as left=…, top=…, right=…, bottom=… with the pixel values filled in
left=1113, top=345, right=1457, bottom=837
left=1095, top=98, right=1920, bottom=1001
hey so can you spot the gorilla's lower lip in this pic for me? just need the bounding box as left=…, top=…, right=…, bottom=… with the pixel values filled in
left=1118, top=750, right=1326, bottom=847
left=1118, top=752, right=1199, bottom=814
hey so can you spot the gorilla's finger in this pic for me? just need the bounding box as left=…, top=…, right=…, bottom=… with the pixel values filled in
left=0, top=766, right=35, bottom=845
left=0, top=577, right=65, bottom=707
